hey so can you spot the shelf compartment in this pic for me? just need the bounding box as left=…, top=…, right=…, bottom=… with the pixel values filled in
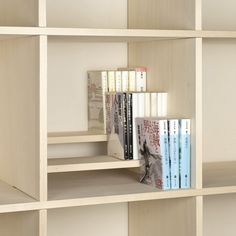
left=48, top=155, right=141, bottom=173
left=48, top=131, right=107, bottom=144
left=0, top=211, right=39, bottom=236
left=48, top=170, right=198, bottom=206
left=203, top=161, right=236, bottom=188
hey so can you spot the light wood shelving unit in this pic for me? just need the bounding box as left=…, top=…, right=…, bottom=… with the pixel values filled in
left=1, top=0, right=236, bottom=235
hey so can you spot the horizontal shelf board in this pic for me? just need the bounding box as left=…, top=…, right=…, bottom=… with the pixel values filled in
left=1, top=27, right=236, bottom=40
left=203, top=161, right=236, bottom=188
left=48, top=131, right=107, bottom=144
left=48, top=155, right=141, bottom=173
left=0, top=179, right=35, bottom=206
left=48, top=169, right=197, bottom=202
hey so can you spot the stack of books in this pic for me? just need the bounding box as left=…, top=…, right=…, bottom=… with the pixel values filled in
left=136, top=118, right=191, bottom=190
left=106, top=92, right=167, bottom=160
left=88, top=67, right=147, bottom=133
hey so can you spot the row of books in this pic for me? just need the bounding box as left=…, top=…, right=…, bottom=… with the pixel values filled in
left=106, top=92, right=167, bottom=160
left=87, top=68, right=147, bottom=133
left=136, top=118, right=191, bottom=190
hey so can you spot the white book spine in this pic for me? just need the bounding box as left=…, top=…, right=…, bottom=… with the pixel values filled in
left=144, top=93, right=151, bottom=117
left=115, top=71, right=122, bottom=92
left=136, top=70, right=147, bottom=92
left=138, top=93, right=145, bottom=118
left=150, top=93, right=157, bottom=117
left=121, top=71, right=129, bottom=92
left=132, top=93, right=139, bottom=160
left=129, top=71, right=136, bottom=91
left=108, top=71, right=116, bottom=92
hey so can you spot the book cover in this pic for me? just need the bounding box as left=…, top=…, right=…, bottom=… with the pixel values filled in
left=87, top=70, right=108, bottom=133
left=127, top=93, right=133, bottom=159
left=136, top=118, right=171, bottom=190
left=107, top=93, right=125, bottom=160
left=108, top=70, right=116, bottom=92
left=179, top=119, right=191, bottom=189
left=168, top=119, right=180, bottom=189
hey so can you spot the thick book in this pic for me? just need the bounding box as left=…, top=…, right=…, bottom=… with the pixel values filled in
left=136, top=118, right=171, bottom=190
left=107, top=93, right=126, bottom=160
left=87, top=70, right=108, bottom=133
left=168, top=119, right=180, bottom=189
left=127, top=93, right=133, bottom=159
left=179, top=119, right=191, bottom=189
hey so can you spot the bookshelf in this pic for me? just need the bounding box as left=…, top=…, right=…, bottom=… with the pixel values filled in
left=0, top=0, right=236, bottom=236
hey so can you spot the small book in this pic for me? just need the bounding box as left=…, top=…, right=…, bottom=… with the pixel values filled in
left=136, top=117, right=171, bottom=190
left=179, top=119, right=191, bottom=189
left=168, top=119, right=180, bottom=189
left=87, top=70, right=108, bottom=133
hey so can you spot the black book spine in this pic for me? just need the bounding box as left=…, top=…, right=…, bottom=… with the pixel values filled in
left=122, top=93, right=129, bottom=160
left=127, top=93, right=133, bottom=159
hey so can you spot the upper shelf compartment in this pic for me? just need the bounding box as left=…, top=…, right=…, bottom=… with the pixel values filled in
left=203, top=0, right=236, bottom=30
left=46, top=0, right=196, bottom=30
left=0, top=0, right=39, bottom=26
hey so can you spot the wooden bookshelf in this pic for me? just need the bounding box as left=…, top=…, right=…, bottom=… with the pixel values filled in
left=1, top=0, right=236, bottom=236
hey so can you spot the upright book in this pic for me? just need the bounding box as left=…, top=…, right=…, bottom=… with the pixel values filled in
left=87, top=70, right=108, bottom=133
left=136, top=118, right=171, bottom=190
left=168, top=119, right=180, bottom=189
left=179, top=119, right=191, bottom=189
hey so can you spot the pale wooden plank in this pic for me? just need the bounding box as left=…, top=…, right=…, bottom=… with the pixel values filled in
left=0, top=37, right=40, bottom=199
left=48, top=131, right=108, bottom=144
left=39, top=36, right=48, bottom=201
left=48, top=156, right=141, bottom=173
left=39, top=210, right=47, bottom=236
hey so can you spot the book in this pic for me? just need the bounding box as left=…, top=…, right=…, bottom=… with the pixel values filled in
left=122, top=93, right=129, bottom=160
left=132, top=93, right=139, bottom=160
left=168, top=119, right=180, bottom=189
left=115, top=71, right=122, bottom=92
left=127, top=93, right=133, bottom=159
left=179, top=119, right=191, bottom=189
left=144, top=92, right=151, bottom=116
left=121, top=70, right=129, bottom=92
left=87, top=70, right=108, bottom=133
left=136, top=117, right=171, bottom=190
left=108, top=70, right=116, bottom=92
left=107, top=93, right=126, bottom=160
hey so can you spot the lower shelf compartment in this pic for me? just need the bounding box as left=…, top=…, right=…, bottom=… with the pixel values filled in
left=0, top=211, right=39, bottom=236
left=48, top=169, right=197, bottom=206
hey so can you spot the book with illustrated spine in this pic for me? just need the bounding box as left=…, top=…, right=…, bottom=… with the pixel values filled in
left=168, top=119, right=180, bottom=189
left=87, top=71, right=108, bottom=133
left=136, top=117, right=171, bottom=190
left=179, top=119, right=191, bottom=189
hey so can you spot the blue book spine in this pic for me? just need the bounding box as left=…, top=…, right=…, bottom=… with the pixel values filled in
left=169, top=119, right=180, bottom=189
left=179, top=119, right=191, bottom=189
left=159, top=120, right=171, bottom=190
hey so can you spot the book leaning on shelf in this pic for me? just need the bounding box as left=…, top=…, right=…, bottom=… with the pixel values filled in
left=106, top=92, right=168, bottom=160
left=136, top=117, right=191, bottom=190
